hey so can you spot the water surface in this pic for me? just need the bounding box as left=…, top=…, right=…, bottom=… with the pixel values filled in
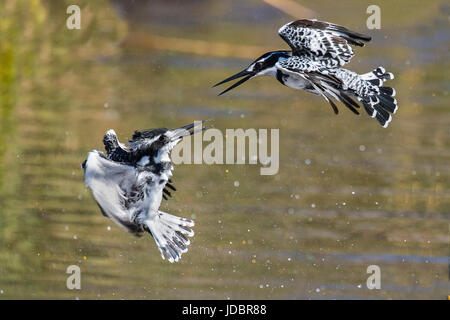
left=0, top=0, right=448, bottom=299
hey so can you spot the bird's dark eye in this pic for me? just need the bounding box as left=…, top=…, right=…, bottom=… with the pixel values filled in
left=158, top=135, right=168, bottom=144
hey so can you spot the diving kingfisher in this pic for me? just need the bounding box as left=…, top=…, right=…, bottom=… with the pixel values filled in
left=82, top=121, right=208, bottom=263
left=214, top=19, right=397, bottom=128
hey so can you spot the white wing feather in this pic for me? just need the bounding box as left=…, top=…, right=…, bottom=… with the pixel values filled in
left=84, top=151, right=142, bottom=235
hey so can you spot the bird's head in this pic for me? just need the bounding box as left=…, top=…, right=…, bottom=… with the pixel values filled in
left=129, top=121, right=209, bottom=165
left=214, top=50, right=291, bottom=95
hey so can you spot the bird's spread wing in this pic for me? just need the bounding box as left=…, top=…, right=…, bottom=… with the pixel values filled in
left=278, top=19, right=371, bottom=67
left=84, top=151, right=144, bottom=236
left=277, top=56, right=361, bottom=115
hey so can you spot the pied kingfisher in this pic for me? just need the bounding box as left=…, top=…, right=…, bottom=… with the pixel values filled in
left=214, top=19, right=398, bottom=128
left=82, top=121, right=207, bottom=263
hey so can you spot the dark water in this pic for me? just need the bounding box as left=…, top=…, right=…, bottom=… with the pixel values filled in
left=0, top=0, right=448, bottom=299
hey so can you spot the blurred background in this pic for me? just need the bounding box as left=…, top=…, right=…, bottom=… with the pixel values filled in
left=0, top=0, right=448, bottom=299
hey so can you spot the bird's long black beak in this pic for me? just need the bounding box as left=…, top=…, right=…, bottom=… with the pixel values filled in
left=169, top=120, right=211, bottom=141
left=213, top=70, right=254, bottom=95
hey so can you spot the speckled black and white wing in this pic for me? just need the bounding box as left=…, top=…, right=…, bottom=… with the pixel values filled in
left=103, top=129, right=131, bottom=163
left=277, top=55, right=322, bottom=74
left=278, top=19, right=371, bottom=67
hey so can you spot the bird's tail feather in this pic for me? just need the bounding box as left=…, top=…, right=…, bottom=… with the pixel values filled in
left=359, top=66, right=398, bottom=128
left=144, top=211, right=194, bottom=263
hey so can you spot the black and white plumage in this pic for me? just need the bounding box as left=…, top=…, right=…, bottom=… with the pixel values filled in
left=214, top=19, right=398, bottom=128
left=82, top=122, right=208, bottom=263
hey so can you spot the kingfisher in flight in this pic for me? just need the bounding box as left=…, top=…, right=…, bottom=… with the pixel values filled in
left=214, top=19, right=397, bottom=128
left=82, top=121, right=208, bottom=263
